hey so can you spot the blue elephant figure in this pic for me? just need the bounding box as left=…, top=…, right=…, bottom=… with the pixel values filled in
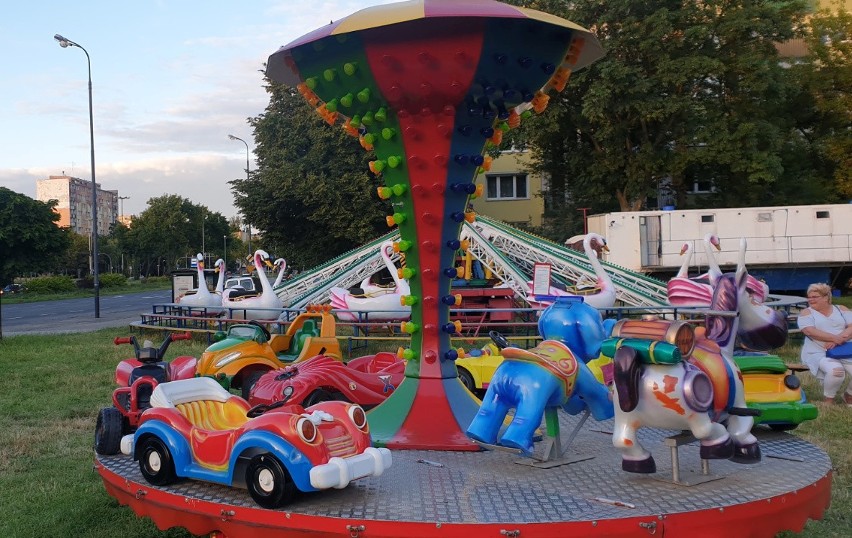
left=466, top=339, right=580, bottom=455
left=465, top=297, right=613, bottom=456
left=539, top=296, right=614, bottom=420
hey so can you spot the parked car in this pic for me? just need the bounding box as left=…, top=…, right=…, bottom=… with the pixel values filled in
left=249, top=352, right=405, bottom=408
left=94, top=332, right=196, bottom=455
left=195, top=305, right=342, bottom=398
left=1, top=283, right=25, bottom=295
left=125, top=377, right=392, bottom=508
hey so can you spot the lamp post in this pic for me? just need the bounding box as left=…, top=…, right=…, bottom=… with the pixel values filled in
left=118, top=195, right=129, bottom=274
left=118, top=196, right=129, bottom=221
left=223, top=235, right=228, bottom=274
left=55, top=33, right=100, bottom=318
left=228, top=134, right=251, bottom=255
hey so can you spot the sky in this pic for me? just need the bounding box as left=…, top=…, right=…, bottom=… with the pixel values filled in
left=1, top=0, right=395, bottom=220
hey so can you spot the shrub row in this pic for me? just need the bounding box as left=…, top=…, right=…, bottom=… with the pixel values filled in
left=23, top=276, right=76, bottom=294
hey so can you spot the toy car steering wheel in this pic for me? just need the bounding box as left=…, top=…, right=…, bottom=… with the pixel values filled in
left=489, top=330, right=510, bottom=350
left=246, top=399, right=287, bottom=418
left=248, top=320, right=271, bottom=341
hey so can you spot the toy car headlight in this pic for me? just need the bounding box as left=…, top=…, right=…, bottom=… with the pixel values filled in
left=214, top=352, right=241, bottom=369
left=297, top=417, right=317, bottom=443
left=348, top=405, right=368, bottom=431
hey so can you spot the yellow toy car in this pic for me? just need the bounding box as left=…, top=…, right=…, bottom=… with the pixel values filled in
left=733, top=354, right=818, bottom=431
left=195, top=305, right=342, bottom=398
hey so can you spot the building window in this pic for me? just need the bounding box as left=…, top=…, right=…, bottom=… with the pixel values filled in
left=688, top=179, right=716, bottom=194
left=486, top=173, right=529, bottom=200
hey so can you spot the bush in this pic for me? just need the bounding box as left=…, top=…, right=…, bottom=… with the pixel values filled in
left=24, top=276, right=76, bottom=294
left=99, top=273, right=127, bottom=288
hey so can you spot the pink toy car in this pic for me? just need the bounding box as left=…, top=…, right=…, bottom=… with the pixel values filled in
left=249, top=352, right=405, bottom=408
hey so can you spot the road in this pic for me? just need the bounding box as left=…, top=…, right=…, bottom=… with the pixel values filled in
left=0, top=290, right=172, bottom=336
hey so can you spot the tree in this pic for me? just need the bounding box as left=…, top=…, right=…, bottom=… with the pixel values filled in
left=126, top=195, right=230, bottom=276
left=787, top=3, right=852, bottom=201
left=0, top=188, right=70, bottom=284
left=502, top=0, right=809, bottom=225
left=232, top=81, right=388, bottom=269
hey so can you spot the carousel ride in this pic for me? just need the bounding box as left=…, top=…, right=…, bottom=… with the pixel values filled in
left=95, top=1, right=830, bottom=536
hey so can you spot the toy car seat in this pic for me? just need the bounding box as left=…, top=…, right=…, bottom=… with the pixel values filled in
left=290, top=319, right=319, bottom=355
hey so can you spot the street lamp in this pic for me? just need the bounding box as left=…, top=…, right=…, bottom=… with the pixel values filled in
left=223, top=235, right=228, bottom=273
left=118, top=195, right=129, bottom=221
left=228, top=134, right=251, bottom=255
left=55, top=33, right=100, bottom=318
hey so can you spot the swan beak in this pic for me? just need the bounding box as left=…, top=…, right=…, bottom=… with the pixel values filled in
left=601, top=244, right=610, bottom=253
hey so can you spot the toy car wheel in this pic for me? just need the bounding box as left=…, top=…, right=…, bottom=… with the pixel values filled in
left=457, top=367, right=476, bottom=393
left=138, top=436, right=178, bottom=486
left=303, top=389, right=333, bottom=407
left=246, top=454, right=295, bottom=508
left=94, top=407, right=125, bottom=455
left=242, top=370, right=266, bottom=401
left=769, top=423, right=798, bottom=432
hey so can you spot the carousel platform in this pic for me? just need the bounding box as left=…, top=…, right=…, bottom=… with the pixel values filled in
left=96, top=413, right=831, bottom=538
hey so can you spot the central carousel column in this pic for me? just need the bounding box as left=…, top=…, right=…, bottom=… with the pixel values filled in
left=265, top=0, right=603, bottom=450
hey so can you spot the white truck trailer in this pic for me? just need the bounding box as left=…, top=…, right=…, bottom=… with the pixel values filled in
left=586, top=203, right=852, bottom=293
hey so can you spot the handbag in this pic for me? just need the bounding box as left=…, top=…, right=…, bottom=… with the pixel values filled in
left=827, top=341, right=852, bottom=359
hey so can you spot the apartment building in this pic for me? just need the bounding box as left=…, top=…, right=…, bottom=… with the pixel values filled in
left=36, top=175, right=117, bottom=236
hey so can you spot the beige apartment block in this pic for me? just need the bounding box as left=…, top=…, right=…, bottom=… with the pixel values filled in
left=36, top=175, right=118, bottom=236
left=473, top=150, right=544, bottom=228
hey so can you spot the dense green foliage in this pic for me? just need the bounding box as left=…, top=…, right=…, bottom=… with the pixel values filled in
left=97, top=273, right=128, bottom=288
left=500, top=0, right=849, bottom=240
left=0, top=187, right=71, bottom=285
left=119, top=195, right=233, bottom=276
left=22, top=275, right=76, bottom=294
left=231, top=83, right=388, bottom=269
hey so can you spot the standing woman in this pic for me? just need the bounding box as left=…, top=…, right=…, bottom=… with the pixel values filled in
left=797, top=283, right=852, bottom=405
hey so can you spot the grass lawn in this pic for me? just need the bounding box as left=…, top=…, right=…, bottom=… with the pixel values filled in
left=0, top=317, right=849, bottom=537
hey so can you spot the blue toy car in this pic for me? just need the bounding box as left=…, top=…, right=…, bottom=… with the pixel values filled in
left=122, top=377, right=391, bottom=508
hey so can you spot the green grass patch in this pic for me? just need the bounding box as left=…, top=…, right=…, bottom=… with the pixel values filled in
left=0, top=329, right=848, bottom=536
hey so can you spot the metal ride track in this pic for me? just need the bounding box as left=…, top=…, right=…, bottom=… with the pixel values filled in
left=273, top=231, right=400, bottom=310
left=467, top=216, right=669, bottom=307
left=276, top=217, right=669, bottom=310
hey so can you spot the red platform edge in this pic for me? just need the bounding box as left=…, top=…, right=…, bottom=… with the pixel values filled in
left=96, top=460, right=832, bottom=538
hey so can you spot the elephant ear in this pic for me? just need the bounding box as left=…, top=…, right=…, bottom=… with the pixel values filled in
left=500, top=347, right=542, bottom=361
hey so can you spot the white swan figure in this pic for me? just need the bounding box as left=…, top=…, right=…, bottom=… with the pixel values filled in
left=272, top=258, right=287, bottom=288
left=702, top=233, right=723, bottom=286
left=178, top=254, right=222, bottom=310
left=702, top=234, right=768, bottom=303
left=528, top=233, right=617, bottom=309
left=329, top=241, right=411, bottom=322
left=214, top=258, right=226, bottom=295
left=221, top=250, right=283, bottom=320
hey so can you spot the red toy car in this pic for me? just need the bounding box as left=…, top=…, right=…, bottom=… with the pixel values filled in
left=249, top=352, right=405, bottom=408
left=94, top=332, right=196, bottom=455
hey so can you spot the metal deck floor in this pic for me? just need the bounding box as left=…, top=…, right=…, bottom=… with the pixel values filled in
left=98, top=413, right=830, bottom=525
